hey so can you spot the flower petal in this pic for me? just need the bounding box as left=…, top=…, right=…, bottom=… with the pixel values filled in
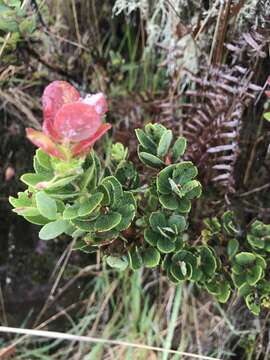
left=42, top=81, right=80, bottom=140
left=82, top=93, right=108, bottom=115
left=72, top=123, right=111, bottom=156
left=53, top=102, right=102, bottom=142
left=26, top=128, right=66, bottom=160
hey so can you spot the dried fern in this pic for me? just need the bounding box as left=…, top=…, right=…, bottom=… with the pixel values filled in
left=181, top=65, right=261, bottom=192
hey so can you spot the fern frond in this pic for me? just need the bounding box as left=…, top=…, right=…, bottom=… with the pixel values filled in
left=180, top=65, right=261, bottom=193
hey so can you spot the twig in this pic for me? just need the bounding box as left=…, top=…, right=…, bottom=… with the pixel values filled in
left=33, top=239, right=76, bottom=327
left=71, top=0, right=82, bottom=45
left=210, top=0, right=232, bottom=64
left=195, top=0, right=220, bottom=41
left=238, top=184, right=270, bottom=197
left=0, top=326, right=222, bottom=360
left=88, top=280, right=118, bottom=336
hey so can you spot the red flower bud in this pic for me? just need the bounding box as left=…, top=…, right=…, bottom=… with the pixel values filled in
left=26, top=81, right=111, bottom=159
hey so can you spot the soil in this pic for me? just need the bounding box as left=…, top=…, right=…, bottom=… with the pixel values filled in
left=0, top=117, right=93, bottom=326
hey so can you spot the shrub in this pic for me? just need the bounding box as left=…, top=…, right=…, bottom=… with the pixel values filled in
left=10, top=81, right=270, bottom=315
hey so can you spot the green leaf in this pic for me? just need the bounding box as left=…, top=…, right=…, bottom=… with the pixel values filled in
left=95, top=212, right=122, bottom=232
left=138, top=152, right=164, bottom=168
left=79, top=161, right=95, bottom=190
left=145, top=123, right=167, bottom=142
left=172, top=250, right=197, bottom=270
left=177, top=198, right=191, bottom=213
left=173, top=162, right=198, bottom=185
left=128, top=248, right=143, bottom=270
left=167, top=269, right=181, bottom=284
left=256, top=255, right=266, bottom=269
left=115, top=204, right=136, bottom=231
left=237, top=284, right=252, bottom=298
left=231, top=262, right=242, bottom=275
left=36, top=191, right=57, bottom=220
left=101, top=176, right=123, bottom=207
left=115, top=162, right=139, bottom=189
left=39, top=219, right=70, bottom=240
left=13, top=207, right=40, bottom=217
left=34, top=157, right=51, bottom=175
left=44, top=189, right=79, bottom=200
left=0, top=6, right=18, bottom=32
left=71, top=219, right=96, bottom=232
left=99, top=183, right=111, bottom=205
left=232, top=273, right=246, bottom=288
left=235, top=252, right=256, bottom=266
left=182, top=180, right=202, bottom=199
left=204, top=217, right=221, bottom=234
left=156, top=165, right=175, bottom=194
left=205, top=280, right=219, bottom=295
left=149, top=211, right=167, bottom=232
left=9, top=191, right=32, bottom=208
left=106, top=256, right=128, bottom=270
left=172, top=137, right=187, bottom=161
left=170, top=262, right=189, bottom=281
left=36, top=149, right=52, bottom=170
left=157, top=129, right=173, bottom=157
left=168, top=214, right=187, bottom=233
left=135, top=129, right=156, bottom=152
left=222, top=211, right=238, bottom=235
left=247, top=234, right=264, bottom=250
left=227, top=239, right=239, bottom=258
left=111, top=143, right=128, bottom=162
left=45, top=174, right=79, bottom=190
left=142, top=247, right=160, bottom=268
left=78, top=192, right=103, bottom=217
left=159, top=194, right=179, bottom=210
left=19, top=16, right=36, bottom=34
left=21, top=173, right=53, bottom=187
left=157, top=237, right=175, bottom=253
left=144, top=228, right=159, bottom=246
left=245, top=293, right=260, bottom=316
left=217, top=281, right=231, bottom=303
left=200, top=246, right=217, bottom=278
left=4, top=1, right=22, bottom=10
left=246, top=265, right=263, bottom=286
left=63, top=204, right=80, bottom=220
left=169, top=178, right=182, bottom=197
left=24, top=215, right=51, bottom=225
left=263, top=112, right=270, bottom=122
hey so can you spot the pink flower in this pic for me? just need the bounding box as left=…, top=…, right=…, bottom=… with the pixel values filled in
left=26, top=81, right=111, bottom=160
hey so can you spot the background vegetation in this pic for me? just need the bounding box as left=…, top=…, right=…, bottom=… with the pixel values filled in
left=0, top=0, right=270, bottom=359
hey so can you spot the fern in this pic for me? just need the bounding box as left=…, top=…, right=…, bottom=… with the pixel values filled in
left=182, top=65, right=260, bottom=192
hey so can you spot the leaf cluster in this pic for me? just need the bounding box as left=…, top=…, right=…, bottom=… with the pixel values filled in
left=0, top=0, right=37, bottom=59
left=10, top=123, right=270, bottom=316
left=201, top=213, right=270, bottom=315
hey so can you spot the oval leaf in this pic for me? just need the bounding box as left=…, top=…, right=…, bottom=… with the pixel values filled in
left=138, top=152, right=164, bottom=168
left=36, top=191, right=57, bottom=220
left=142, top=247, right=160, bottom=268
left=95, top=212, right=122, bottom=232
left=39, top=219, right=70, bottom=240
left=157, top=130, right=173, bottom=157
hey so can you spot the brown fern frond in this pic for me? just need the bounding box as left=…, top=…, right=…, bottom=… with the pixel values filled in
left=181, top=65, right=261, bottom=192
left=226, top=28, right=268, bottom=67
